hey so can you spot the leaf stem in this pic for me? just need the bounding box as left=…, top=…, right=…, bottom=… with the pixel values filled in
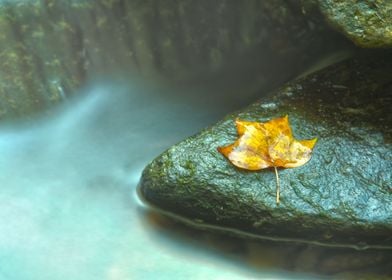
left=274, top=166, right=280, bottom=204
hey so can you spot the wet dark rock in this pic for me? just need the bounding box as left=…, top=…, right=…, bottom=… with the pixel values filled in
left=140, top=52, right=392, bottom=249
left=0, top=0, right=349, bottom=120
left=316, top=0, right=392, bottom=48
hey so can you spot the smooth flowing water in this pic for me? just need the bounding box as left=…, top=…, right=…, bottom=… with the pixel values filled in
left=1, top=52, right=384, bottom=280
left=0, top=78, right=298, bottom=280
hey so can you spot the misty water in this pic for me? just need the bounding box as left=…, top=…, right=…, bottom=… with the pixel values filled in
left=1, top=53, right=383, bottom=279
left=2, top=0, right=390, bottom=278
left=0, top=76, right=300, bottom=279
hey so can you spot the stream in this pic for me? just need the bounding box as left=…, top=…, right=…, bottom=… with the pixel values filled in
left=0, top=77, right=305, bottom=279
left=1, top=51, right=384, bottom=280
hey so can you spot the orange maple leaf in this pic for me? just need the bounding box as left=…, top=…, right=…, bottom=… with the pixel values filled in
left=218, top=115, right=317, bottom=204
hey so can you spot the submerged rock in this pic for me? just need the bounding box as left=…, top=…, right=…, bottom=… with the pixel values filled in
left=140, top=51, right=392, bottom=249
left=316, top=0, right=392, bottom=48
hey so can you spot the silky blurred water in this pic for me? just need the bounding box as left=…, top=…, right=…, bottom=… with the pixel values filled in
left=0, top=78, right=296, bottom=280
left=2, top=51, right=388, bottom=279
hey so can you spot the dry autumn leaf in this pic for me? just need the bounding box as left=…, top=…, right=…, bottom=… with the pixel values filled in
left=218, top=115, right=317, bottom=204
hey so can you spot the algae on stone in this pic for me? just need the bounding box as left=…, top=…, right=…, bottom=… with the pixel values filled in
left=0, top=0, right=350, bottom=120
left=316, top=0, right=392, bottom=48
left=140, top=52, right=392, bottom=249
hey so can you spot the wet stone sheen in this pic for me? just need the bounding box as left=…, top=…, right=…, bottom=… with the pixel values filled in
left=316, top=0, right=392, bottom=48
left=140, top=52, right=392, bottom=249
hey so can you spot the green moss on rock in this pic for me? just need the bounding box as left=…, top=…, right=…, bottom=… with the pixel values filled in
left=0, top=0, right=350, bottom=120
left=140, top=52, right=392, bottom=249
left=317, top=0, right=392, bottom=47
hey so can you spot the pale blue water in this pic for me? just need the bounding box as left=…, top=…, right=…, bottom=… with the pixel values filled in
left=0, top=79, right=302, bottom=280
left=0, top=51, right=356, bottom=280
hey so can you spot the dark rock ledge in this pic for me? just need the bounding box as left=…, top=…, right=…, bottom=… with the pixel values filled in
left=139, top=51, right=392, bottom=250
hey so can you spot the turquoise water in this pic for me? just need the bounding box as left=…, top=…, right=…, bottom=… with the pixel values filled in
left=0, top=80, right=292, bottom=280
left=0, top=55, right=389, bottom=279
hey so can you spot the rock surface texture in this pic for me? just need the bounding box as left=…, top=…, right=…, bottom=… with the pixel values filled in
left=140, top=52, right=392, bottom=249
left=317, top=0, right=392, bottom=47
left=0, top=0, right=349, bottom=120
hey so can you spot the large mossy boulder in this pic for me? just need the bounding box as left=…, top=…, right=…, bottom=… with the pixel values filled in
left=140, top=51, right=392, bottom=249
left=316, top=0, right=392, bottom=48
left=0, top=0, right=349, bottom=120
